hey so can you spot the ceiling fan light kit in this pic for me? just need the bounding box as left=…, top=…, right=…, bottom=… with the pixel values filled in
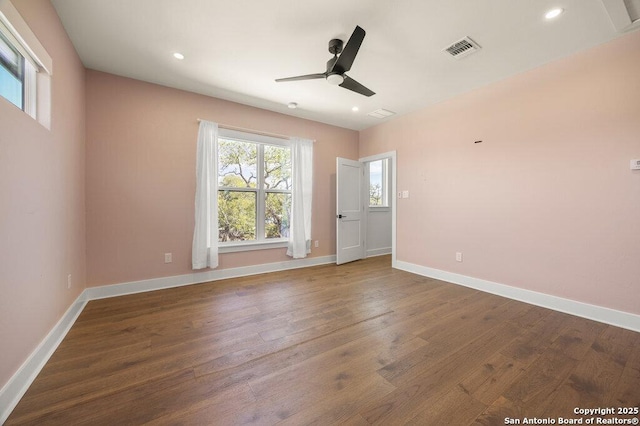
left=326, top=73, right=344, bottom=85
left=275, top=25, right=375, bottom=97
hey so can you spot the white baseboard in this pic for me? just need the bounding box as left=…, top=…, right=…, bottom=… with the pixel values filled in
left=366, top=247, right=392, bottom=258
left=0, top=295, right=88, bottom=424
left=85, top=255, right=336, bottom=300
left=395, top=260, right=640, bottom=333
left=6, top=255, right=636, bottom=423
left=0, top=254, right=336, bottom=423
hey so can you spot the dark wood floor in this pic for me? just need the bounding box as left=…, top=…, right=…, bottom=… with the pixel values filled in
left=7, top=256, right=640, bottom=425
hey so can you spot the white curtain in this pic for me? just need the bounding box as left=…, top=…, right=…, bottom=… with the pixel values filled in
left=287, top=137, right=314, bottom=258
left=192, top=120, right=219, bottom=269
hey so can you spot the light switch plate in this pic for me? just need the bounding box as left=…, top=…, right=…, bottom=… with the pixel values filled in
left=631, top=159, right=640, bottom=170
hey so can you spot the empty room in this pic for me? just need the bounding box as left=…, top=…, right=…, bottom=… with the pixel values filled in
left=1, top=0, right=639, bottom=424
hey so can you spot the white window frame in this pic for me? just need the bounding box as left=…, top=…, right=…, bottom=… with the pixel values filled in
left=217, top=128, right=292, bottom=253
left=368, top=158, right=389, bottom=209
left=0, top=1, right=52, bottom=127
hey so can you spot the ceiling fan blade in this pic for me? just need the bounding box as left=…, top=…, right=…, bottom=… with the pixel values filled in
left=339, top=76, right=375, bottom=97
left=332, top=26, right=365, bottom=74
left=275, top=73, right=326, bottom=82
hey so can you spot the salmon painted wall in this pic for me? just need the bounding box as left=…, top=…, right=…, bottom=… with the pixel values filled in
left=360, top=31, right=640, bottom=315
left=0, top=0, right=86, bottom=389
left=85, top=70, right=358, bottom=287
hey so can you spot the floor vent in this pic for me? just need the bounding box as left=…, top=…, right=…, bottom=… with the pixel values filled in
left=367, top=108, right=396, bottom=119
left=443, top=36, right=481, bottom=59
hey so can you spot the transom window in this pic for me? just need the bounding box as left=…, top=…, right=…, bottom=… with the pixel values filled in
left=0, top=30, right=24, bottom=110
left=217, top=133, right=292, bottom=244
left=0, top=2, right=51, bottom=126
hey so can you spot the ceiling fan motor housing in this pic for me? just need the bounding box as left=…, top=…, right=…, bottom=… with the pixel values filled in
left=328, top=38, right=344, bottom=55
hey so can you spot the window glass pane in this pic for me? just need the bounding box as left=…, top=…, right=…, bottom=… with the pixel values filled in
left=0, top=32, right=23, bottom=110
left=264, top=145, right=291, bottom=190
left=369, top=160, right=383, bottom=206
left=0, top=31, right=21, bottom=74
left=265, top=192, right=291, bottom=239
left=218, top=138, right=258, bottom=188
left=218, top=190, right=256, bottom=242
left=0, top=63, right=22, bottom=109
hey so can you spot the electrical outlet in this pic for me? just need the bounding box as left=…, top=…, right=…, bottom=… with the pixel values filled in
left=164, top=253, right=172, bottom=263
left=314, top=240, right=319, bottom=248
left=402, top=190, right=409, bottom=198
left=67, top=274, right=72, bottom=289
left=456, top=252, right=463, bottom=262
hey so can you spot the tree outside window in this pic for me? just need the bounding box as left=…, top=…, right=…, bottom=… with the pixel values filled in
left=369, top=159, right=387, bottom=207
left=217, top=138, right=291, bottom=243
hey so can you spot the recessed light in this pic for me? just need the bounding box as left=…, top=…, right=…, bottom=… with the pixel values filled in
left=173, top=52, right=185, bottom=60
left=545, top=8, right=564, bottom=20
left=288, top=102, right=298, bottom=109
left=352, top=106, right=359, bottom=112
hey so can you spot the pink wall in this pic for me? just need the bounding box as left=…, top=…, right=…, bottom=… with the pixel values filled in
left=85, top=71, right=358, bottom=286
left=0, top=0, right=86, bottom=388
left=2, top=0, right=637, bottom=400
left=360, top=31, right=640, bottom=315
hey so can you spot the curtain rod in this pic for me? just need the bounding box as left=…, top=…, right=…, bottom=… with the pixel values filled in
left=197, top=119, right=292, bottom=141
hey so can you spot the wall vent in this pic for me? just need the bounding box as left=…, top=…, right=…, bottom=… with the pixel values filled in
left=442, top=36, right=481, bottom=59
left=367, top=108, right=396, bottom=119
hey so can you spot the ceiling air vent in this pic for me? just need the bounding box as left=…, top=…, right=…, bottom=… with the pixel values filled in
left=443, top=36, right=481, bottom=59
left=367, top=108, right=396, bottom=119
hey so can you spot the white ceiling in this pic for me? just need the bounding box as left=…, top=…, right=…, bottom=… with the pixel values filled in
left=50, top=0, right=635, bottom=131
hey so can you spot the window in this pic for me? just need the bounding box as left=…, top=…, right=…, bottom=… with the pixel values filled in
left=0, top=1, right=52, bottom=126
left=369, top=159, right=388, bottom=207
left=217, top=131, right=292, bottom=246
left=0, top=30, right=23, bottom=109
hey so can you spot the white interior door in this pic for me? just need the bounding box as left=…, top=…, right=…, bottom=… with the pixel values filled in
left=336, top=157, right=364, bottom=265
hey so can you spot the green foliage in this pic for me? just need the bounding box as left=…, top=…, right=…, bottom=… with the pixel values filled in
left=217, top=139, right=291, bottom=241
left=370, top=183, right=382, bottom=206
left=265, top=193, right=291, bottom=238
left=264, top=145, right=292, bottom=190
left=218, top=139, right=257, bottom=188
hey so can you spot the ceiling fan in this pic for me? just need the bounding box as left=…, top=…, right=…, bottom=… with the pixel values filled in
left=275, top=25, right=375, bottom=97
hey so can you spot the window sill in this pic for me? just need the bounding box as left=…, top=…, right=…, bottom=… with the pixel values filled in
left=219, top=239, right=289, bottom=253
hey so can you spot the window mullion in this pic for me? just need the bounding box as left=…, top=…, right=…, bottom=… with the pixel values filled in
left=256, top=144, right=265, bottom=241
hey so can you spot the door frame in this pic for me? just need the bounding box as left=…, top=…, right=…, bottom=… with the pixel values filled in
left=359, top=151, right=397, bottom=268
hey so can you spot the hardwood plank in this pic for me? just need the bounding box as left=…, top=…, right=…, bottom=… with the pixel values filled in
left=538, top=325, right=638, bottom=416
left=6, top=255, right=640, bottom=425
left=472, top=395, right=524, bottom=426
left=359, top=321, right=522, bottom=424
left=500, top=348, right=578, bottom=412
left=406, top=385, right=487, bottom=426
left=459, top=352, right=528, bottom=406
